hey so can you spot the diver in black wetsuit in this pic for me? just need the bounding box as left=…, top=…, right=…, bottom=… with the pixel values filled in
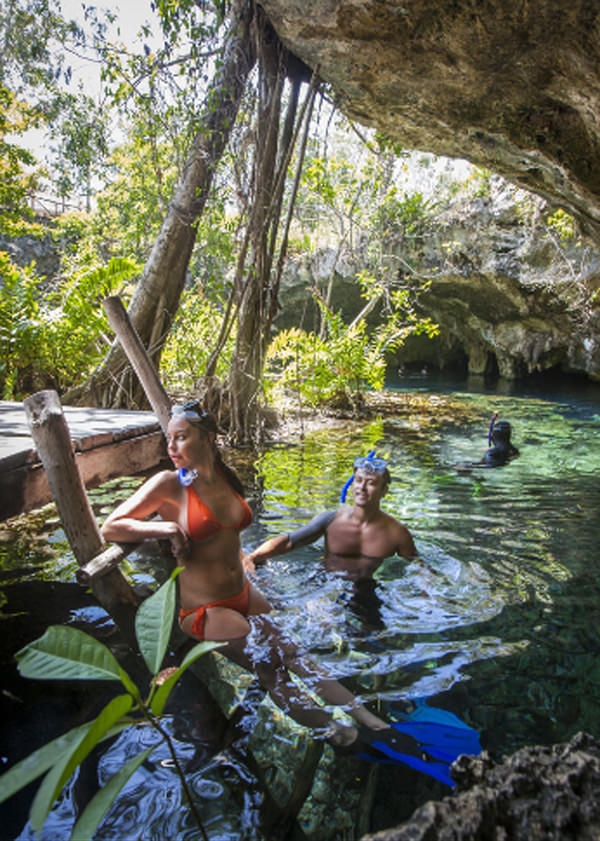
left=483, top=417, right=519, bottom=467
left=453, top=414, right=520, bottom=473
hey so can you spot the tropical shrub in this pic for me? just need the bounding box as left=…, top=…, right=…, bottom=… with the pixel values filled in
left=0, top=569, right=220, bottom=841
left=265, top=286, right=438, bottom=412
left=0, top=253, right=44, bottom=398
left=0, top=256, right=140, bottom=398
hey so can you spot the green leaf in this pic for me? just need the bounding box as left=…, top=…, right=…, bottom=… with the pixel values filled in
left=135, top=571, right=180, bottom=675
left=30, top=694, right=133, bottom=835
left=16, top=626, right=129, bottom=683
left=150, top=640, right=223, bottom=716
left=0, top=723, right=88, bottom=805
left=69, top=747, right=154, bottom=841
left=118, top=666, right=142, bottom=701
left=0, top=722, right=131, bottom=806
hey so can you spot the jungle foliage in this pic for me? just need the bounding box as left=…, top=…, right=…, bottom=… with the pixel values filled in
left=0, top=569, right=220, bottom=841
left=0, top=0, right=584, bottom=424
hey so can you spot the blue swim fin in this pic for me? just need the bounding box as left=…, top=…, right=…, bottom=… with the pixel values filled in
left=391, top=720, right=481, bottom=764
left=391, top=700, right=482, bottom=763
left=360, top=734, right=456, bottom=787
left=357, top=703, right=481, bottom=787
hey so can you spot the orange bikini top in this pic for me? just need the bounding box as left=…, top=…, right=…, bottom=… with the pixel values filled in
left=186, top=484, right=253, bottom=543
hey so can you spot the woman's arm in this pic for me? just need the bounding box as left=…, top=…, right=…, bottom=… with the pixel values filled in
left=101, top=471, right=189, bottom=558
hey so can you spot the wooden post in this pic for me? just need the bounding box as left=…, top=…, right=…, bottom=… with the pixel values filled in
left=102, top=295, right=172, bottom=434
left=76, top=542, right=139, bottom=586
left=23, top=391, right=140, bottom=647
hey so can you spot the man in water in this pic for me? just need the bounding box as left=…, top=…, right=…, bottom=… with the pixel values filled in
left=243, top=456, right=417, bottom=581
left=483, top=419, right=519, bottom=467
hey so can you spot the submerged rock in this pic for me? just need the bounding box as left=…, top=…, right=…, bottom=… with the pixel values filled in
left=361, top=731, right=600, bottom=841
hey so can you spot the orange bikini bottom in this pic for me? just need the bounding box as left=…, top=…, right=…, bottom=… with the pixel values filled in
left=178, top=580, right=251, bottom=640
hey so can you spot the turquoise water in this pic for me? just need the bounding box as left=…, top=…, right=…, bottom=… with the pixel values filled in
left=3, top=377, right=600, bottom=838
left=250, top=380, right=600, bottom=765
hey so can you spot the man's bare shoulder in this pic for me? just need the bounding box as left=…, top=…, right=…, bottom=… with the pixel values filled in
left=380, top=512, right=417, bottom=557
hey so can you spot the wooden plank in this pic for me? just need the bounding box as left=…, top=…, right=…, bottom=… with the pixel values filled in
left=0, top=428, right=166, bottom=522
left=76, top=543, right=138, bottom=585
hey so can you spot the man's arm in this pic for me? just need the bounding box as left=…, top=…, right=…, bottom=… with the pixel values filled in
left=396, top=523, right=417, bottom=560
left=243, top=533, right=292, bottom=572
left=243, top=510, right=337, bottom=572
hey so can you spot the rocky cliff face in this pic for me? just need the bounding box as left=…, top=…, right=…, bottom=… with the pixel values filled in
left=361, top=732, right=600, bottom=841
left=277, top=177, right=600, bottom=381
left=399, top=183, right=600, bottom=380
left=259, top=0, right=600, bottom=242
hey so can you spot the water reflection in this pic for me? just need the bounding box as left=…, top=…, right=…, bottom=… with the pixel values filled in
left=251, top=386, right=600, bottom=761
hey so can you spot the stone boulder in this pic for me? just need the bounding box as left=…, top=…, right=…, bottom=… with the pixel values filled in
left=361, top=731, right=600, bottom=841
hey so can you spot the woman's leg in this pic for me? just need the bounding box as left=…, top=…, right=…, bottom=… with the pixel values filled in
left=182, top=603, right=355, bottom=742
left=251, top=615, right=388, bottom=732
left=181, top=598, right=397, bottom=747
left=246, top=581, right=272, bottom=615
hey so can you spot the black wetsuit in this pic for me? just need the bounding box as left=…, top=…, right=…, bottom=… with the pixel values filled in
left=483, top=420, right=519, bottom=467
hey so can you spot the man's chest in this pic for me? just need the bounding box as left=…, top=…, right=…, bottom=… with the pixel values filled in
left=327, top=518, right=394, bottom=557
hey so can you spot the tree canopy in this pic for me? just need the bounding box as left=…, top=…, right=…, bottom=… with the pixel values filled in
left=0, top=0, right=582, bottom=442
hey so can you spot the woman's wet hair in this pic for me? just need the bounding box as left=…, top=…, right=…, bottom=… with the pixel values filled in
left=169, top=400, right=244, bottom=496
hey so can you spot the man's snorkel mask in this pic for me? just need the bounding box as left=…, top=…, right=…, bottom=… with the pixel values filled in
left=340, top=451, right=389, bottom=502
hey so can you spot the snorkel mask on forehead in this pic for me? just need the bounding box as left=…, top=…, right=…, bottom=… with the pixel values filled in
left=169, top=400, right=211, bottom=487
left=340, top=450, right=388, bottom=502
left=169, top=400, right=209, bottom=423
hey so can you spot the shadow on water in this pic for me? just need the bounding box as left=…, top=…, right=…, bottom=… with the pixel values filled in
left=2, top=375, right=600, bottom=838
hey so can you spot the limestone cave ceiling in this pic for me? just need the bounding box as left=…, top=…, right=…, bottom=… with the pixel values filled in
left=258, top=0, right=600, bottom=242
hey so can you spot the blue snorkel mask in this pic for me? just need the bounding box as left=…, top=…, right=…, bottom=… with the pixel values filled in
left=340, top=451, right=389, bottom=502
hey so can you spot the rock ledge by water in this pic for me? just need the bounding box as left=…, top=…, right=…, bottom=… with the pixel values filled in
left=362, top=732, right=600, bottom=841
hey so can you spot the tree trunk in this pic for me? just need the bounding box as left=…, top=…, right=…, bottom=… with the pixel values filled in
left=68, top=0, right=257, bottom=410
left=227, top=12, right=286, bottom=444
left=225, top=17, right=318, bottom=445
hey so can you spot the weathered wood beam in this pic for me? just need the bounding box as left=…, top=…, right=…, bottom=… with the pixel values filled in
left=102, top=296, right=172, bottom=433
left=23, top=390, right=140, bottom=647
left=76, top=542, right=139, bottom=585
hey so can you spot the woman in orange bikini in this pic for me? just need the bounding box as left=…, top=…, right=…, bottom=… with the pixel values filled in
left=101, top=401, right=423, bottom=754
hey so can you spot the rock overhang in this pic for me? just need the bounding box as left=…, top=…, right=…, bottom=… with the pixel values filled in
left=258, top=0, right=600, bottom=241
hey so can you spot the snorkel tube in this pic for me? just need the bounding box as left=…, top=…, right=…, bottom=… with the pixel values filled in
left=488, top=413, right=498, bottom=446
left=341, top=450, right=376, bottom=502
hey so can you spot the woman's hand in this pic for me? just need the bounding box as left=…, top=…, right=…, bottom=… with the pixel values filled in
left=166, top=522, right=191, bottom=561
left=242, top=553, right=256, bottom=574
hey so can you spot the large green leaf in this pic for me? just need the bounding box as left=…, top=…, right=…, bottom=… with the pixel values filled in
left=135, top=571, right=179, bottom=675
left=150, top=640, right=223, bottom=717
left=69, top=747, right=154, bottom=841
left=0, top=723, right=88, bottom=805
left=16, top=626, right=127, bottom=682
left=0, top=722, right=132, bottom=806
left=30, top=694, right=133, bottom=835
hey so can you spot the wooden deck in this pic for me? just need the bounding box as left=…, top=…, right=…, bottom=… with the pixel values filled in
left=0, top=401, right=166, bottom=521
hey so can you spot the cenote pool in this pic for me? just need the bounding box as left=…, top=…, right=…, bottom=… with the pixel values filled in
left=2, top=375, right=600, bottom=839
